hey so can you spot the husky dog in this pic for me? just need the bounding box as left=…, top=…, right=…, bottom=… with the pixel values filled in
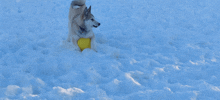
left=68, top=0, right=100, bottom=51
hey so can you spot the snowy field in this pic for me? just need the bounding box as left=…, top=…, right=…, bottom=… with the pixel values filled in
left=0, top=0, right=220, bottom=99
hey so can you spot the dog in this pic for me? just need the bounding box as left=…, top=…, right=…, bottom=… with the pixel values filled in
left=67, top=0, right=101, bottom=51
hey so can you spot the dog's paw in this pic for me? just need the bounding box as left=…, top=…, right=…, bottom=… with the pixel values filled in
left=75, top=47, right=81, bottom=52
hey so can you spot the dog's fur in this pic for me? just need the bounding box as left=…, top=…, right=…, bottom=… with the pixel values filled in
left=68, top=0, right=100, bottom=51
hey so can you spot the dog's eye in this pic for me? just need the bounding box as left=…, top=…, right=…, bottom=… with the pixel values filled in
left=91, top=19, right=94, bottom=21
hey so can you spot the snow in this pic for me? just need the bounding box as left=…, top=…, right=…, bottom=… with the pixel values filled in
left=0, top=0, right=220, bottom=99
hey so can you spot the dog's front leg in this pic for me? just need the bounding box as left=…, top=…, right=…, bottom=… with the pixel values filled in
left=72, top=37, right=81, bottom=51
left=67, top=22, right=72, bottom=42
left=67, top=33, right=72, bottom=42
left=91, top=36, right=97, bottom=52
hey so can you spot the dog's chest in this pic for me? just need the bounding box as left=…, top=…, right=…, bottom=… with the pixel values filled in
left=77, top=31, right=94, bottom=38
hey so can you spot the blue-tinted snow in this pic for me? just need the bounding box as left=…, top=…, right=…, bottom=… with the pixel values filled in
left=0, top=0, right=220, bottom=99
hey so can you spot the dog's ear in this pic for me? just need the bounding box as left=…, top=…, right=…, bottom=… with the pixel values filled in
left=84, top=7, right=88, bottom=15
left=82, top=7, right=87, bottom=19
left=88, top=6, right=91, bottom=14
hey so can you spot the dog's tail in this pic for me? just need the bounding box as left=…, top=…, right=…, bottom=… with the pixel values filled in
left=71, top=0, right=86, bottom=9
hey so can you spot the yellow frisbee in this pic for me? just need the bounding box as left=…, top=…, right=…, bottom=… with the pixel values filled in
left=77, top=38, right=91, bottom=51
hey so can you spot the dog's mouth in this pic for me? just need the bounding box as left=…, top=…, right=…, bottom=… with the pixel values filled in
left=93, top=25, right=98, bottom=28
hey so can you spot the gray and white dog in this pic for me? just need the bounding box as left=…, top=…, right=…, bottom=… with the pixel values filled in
left=67, top=0, right=100, bottom=51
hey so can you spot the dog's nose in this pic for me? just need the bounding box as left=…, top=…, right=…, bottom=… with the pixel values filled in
left=98, top=23, right=101, bottom=26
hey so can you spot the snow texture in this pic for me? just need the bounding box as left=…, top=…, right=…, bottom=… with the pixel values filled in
left=0, top=0, right=220, bottom=99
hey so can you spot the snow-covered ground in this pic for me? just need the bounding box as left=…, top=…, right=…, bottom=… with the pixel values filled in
left=1, top=0, right=220, bottom=99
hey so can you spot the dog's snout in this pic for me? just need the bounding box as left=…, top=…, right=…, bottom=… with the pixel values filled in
left=98, top=23, right=101, bottom=26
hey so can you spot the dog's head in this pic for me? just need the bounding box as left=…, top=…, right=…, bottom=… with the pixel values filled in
left=82, top=6, right=101, bottom=29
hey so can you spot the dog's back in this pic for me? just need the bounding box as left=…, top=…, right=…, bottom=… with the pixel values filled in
left=67, top=0, right=87, bottom=42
